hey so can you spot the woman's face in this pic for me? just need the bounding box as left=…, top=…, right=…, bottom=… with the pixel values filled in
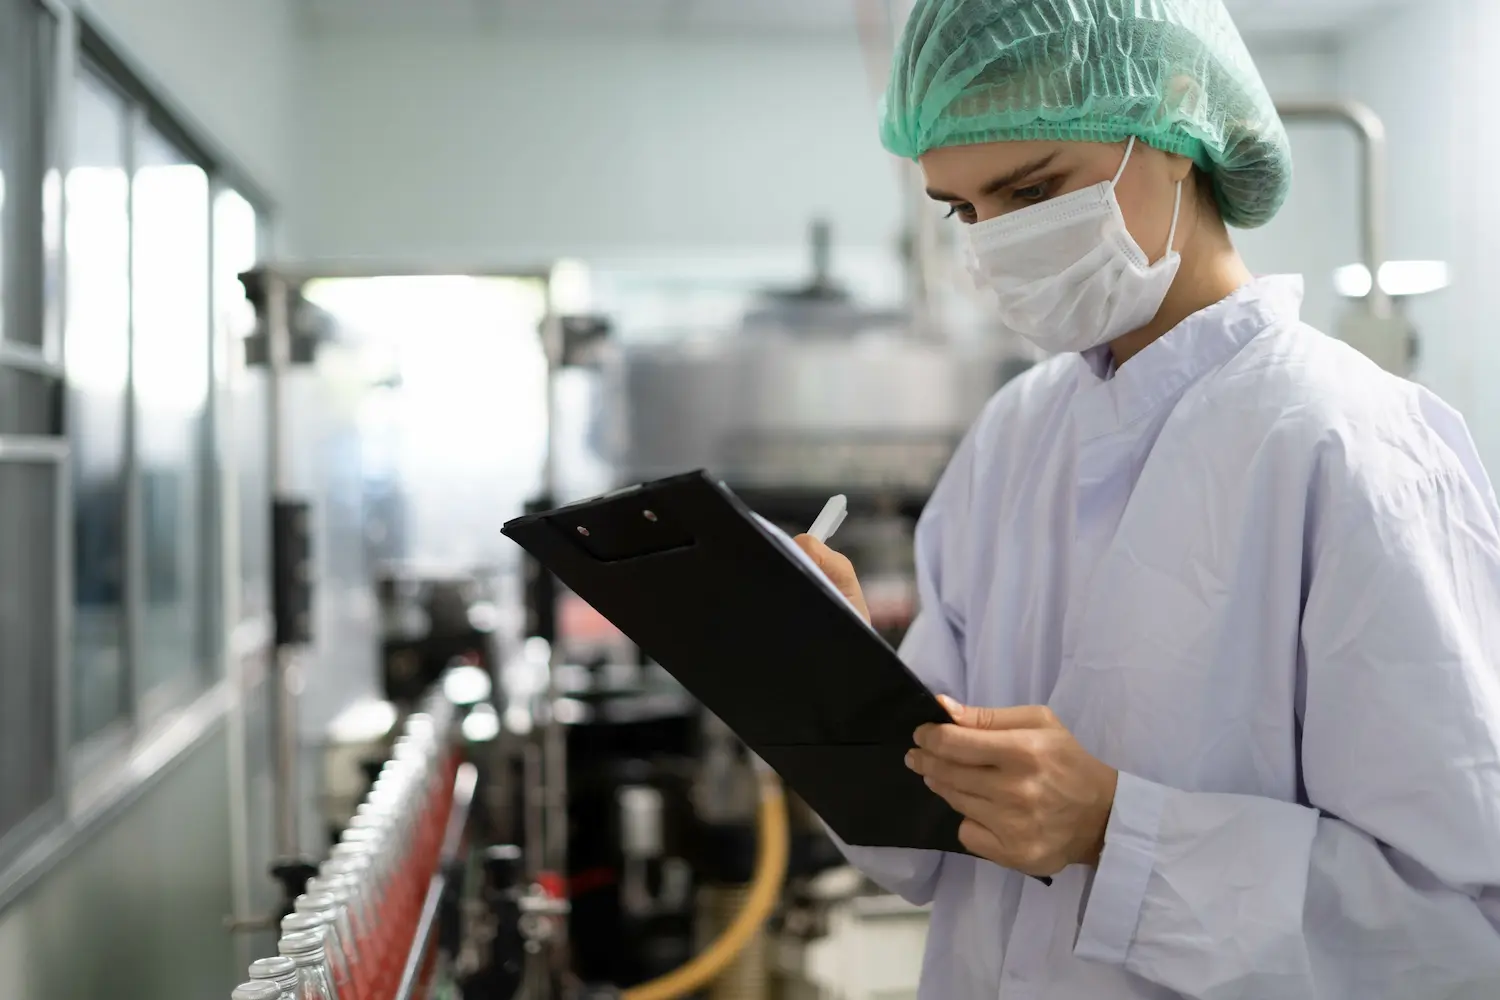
left=919, top=139, right=1196, bottom=261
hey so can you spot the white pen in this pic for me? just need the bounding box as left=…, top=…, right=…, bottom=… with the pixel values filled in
left=808, top=494, right=848, bottom=544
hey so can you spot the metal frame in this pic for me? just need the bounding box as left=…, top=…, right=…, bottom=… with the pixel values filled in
left=42, top=0, right=76, bottom=821
left=1275, top=100, right=1390, bottom=318
left=121, top=99, right=144, bottom=733
left=0, top=342, right=63, bottom=378
left=0, top=0, right=278, bottom=914
left=0, top=0, right=72, bottom=884
left=0, top=440, right=69, bottom=888
left=212, top=176, right=256, bottom=973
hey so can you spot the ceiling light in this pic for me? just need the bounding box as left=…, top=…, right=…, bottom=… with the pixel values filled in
left=1334, top=260, right=1450, bottom=299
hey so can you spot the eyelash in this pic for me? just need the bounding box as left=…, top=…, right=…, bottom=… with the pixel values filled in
left=943, top=181, right=1053, bottom=224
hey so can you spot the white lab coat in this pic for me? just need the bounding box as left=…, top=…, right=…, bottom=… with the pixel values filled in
left=834, top=276, right=1500, bottom=999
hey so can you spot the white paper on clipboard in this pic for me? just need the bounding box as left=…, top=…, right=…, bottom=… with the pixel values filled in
left=751, top=513, right=880, bottom=638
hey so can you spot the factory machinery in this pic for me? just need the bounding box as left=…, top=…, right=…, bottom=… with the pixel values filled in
left=237, top=225, right=1022, bottom=1000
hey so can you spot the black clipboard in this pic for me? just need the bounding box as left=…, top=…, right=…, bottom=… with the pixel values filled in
left=501, top=470, right=968, bottom=856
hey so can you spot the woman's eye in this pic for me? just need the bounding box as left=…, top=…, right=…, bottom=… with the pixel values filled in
left=944, top=203, right=977, bottom=224
left=1014, top=183, right=1050, bottom=204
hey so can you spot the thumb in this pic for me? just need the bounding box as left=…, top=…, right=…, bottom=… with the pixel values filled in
left=937, top=695, right=973, bottom=724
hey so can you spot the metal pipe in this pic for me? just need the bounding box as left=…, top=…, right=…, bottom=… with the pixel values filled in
left=853, top=0, right=945, bottom=335
left=263, top=269, right=301, bottom=857
left=523, top=741, right=545, bottom=884
left=1274, top=100, right=1390, bottom=317
left=537, top=302, right=573, bottom=981
left=535, top=305, right=567, bottom=875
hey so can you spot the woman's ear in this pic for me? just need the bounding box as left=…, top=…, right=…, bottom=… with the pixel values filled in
left=1166, top=152, right=1195, bottom=185
left=1192, top=166, right=1225, bottom=223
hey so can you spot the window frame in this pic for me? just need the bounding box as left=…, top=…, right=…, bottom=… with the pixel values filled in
left=0, top=0, right=274, bottom=910
left=0, top=437, right=70, bottom=864
left=0, top=0, right=70, bottom=864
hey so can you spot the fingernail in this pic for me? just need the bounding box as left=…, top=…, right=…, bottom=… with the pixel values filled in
left=904, top=750, right=918, bottom=771
left=938, top=695, right=963, bottom=719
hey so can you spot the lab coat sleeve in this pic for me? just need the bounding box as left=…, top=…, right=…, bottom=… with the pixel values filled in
left=1076, top=464, right=1500, bottom=999
left=824, top=427, right=977, bottom=906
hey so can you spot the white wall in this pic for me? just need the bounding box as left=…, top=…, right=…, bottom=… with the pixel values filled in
left=291, top=28, right=904, bottom=270
left=1235, top=42, right=1358, bottom=336
left=290, top=28, right=1355, bottom=329
left=80, top=0, right=299, bottom=218
left=1337, top=1, right=1497, bottom=469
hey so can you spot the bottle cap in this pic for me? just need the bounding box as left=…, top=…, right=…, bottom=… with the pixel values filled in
left=281, top=911, right=322, bottom=935
left=305, top=875, right=351, bottom=903
left=295, top=891, right=339, bottom=915
left=247, top=955, right=298, bottom=993
left=232, top=981, right=282, bottom=1000
left=329, top=842, right=373, bottom=860
left=278, top=929, right=326, bottom=965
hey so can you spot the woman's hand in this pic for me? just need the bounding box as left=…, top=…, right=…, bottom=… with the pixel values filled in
left=794, top=534, right=871, bottom=624
left=907, top=700, right=1118, bottom=876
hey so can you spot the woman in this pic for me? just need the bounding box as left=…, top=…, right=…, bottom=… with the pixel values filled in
left=796, top=1, right=1500, bottom=998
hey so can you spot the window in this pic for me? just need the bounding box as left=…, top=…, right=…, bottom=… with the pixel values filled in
left=0, top=0, right=52, bottom=352
left=131, top=122, right=211, bottom=703
left=213, top=189, right=266, bottom=624
left=0, top=0, right=62, bottom=851
left=67, top=65, right=131, bottom=744
left=0, top=0, right=271, bottom=885
left=0, top=455, right=60, bottom=843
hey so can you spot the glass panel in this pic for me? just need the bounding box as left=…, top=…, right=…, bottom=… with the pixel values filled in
left=0, top=0, right=53, bottom=348
left=0, top=460, right=58, bottom=842
left=132, top=123, right=210, bottom=697
left=0, top=366, right=58, bottom=436
left=213, top=189, right=268, bottom=623
left=67, top=68, right=132, bottom=743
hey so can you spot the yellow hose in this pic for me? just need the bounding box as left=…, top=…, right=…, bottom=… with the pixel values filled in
left=620, top=771, right=789, bottom=1000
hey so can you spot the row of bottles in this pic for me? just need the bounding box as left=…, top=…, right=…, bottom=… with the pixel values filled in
left=233, top=691, right=461, bottom=1000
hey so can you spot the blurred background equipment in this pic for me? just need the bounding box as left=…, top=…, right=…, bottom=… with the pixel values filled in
left=601, top=221, right=1030, bottom=644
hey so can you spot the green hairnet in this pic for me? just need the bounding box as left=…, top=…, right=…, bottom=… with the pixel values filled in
left=880, top=0, right=1292, bottom=228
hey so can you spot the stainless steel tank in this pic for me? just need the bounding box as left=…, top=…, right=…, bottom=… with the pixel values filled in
left=602, top=315, right=1023, bottom=495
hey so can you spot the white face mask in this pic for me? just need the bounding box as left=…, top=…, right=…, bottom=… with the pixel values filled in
left=965, top=137, right=1184, bottom=355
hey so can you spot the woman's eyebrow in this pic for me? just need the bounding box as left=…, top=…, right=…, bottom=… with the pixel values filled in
left=923, top=152, right=1060, bottom=202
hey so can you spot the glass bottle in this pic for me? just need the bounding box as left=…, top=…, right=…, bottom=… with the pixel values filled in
left=279, top=928, right=341, bottom=1000
left=317, top=859, right=375, bottom=953
left=247, top=955, right=300, bottom=1000
left=306, top=876, right=366, bottom=975
left=293, top=893, right=358, bottom=1000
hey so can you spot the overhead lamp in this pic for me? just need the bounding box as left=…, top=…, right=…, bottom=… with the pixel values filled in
left=1334, top=260, right=1450, bottom=299
left=549, top=258, right=594, bottom=314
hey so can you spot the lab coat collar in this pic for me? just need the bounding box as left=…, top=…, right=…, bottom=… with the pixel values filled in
left=1071, top=274, right=1304, bottom=441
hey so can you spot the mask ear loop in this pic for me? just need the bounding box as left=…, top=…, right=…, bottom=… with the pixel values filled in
left=1112, top=136, right=1137, bottom=186
left=1115, top=136, right=1182, bottom=263
left=1164, top=179, right=1183, bottom=259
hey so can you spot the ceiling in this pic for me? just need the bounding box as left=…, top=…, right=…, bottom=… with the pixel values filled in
left=298, top=0, right=1422, bottom=41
